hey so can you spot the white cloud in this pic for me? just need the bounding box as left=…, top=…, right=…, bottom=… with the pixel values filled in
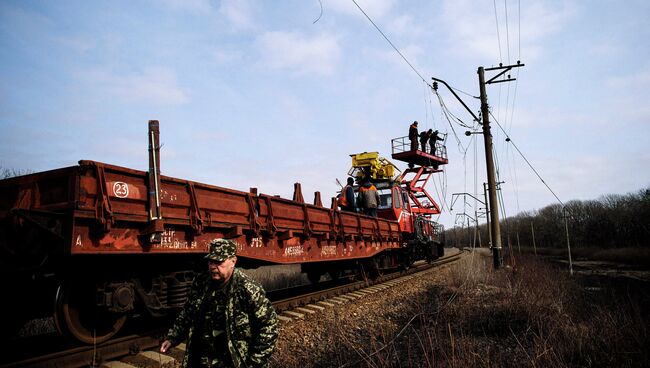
left=356, top=43, right=426, bottom=84
left=161, top=0, right=212, bottom=13
left=606, top=68, right=650, bottom=89
left=387, top=15, right=424, bottom=37
left=212, top=48, right=243, bottom=64
left=76, top=66, right=189, bottom=105
left=325, top=0, right=395, bottom=19
left=256, top=31, right=341, bottom=75
left=219, top=0, right=254, bottom=30
left=441, top=0, right=574, bottom=62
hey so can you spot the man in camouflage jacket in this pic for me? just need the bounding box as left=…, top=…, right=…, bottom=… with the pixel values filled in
left=160, top=239, right=278, bottom=368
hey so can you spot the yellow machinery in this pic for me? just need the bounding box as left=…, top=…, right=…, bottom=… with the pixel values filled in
left=348, top=152, right=400, bottom=182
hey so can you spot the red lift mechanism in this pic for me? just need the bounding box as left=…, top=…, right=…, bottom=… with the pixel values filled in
left=391, top=135, right=448, bottom=216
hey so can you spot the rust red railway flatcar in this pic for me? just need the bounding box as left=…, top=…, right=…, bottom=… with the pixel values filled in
left=1, top=160, right=402, bottom=265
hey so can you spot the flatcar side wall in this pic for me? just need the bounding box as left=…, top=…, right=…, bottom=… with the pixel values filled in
left=71, top=161, right=403, bottom=263
left=0, top=166, right=80, bottom=267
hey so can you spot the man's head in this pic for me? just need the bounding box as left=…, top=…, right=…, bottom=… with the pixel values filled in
left=205, top=238, right=237, bottom=283
left=434, top=130, right=439, bottom=134
left=347, top=177, right=354, bottom=185
left=428, top=129, right=433, bottom=134
left=413, top=121, right=418, bottom=126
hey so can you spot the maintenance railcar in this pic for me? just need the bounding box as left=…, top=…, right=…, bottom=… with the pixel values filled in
left=0, top=121, right=447, bottom=344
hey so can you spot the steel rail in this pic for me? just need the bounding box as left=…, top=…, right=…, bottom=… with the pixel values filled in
left=272, top=251, right=464, bottom=312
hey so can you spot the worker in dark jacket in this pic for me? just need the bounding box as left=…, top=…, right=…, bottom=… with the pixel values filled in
left=420, top=129, right=432, bottom=152
left=160, top=239, right=278, bottom=368
left=408, top=121, right=419, bottom=151
left=429, top=130, right=444, bottom=156
left=338, top=177, right=356, bottom=212
left=358, top=180, right=380, bottom=217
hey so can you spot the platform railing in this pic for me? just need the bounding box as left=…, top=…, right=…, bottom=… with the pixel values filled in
left=391, top=135, right=448, bottom=161
left=391, top=136, right=411, bottom=154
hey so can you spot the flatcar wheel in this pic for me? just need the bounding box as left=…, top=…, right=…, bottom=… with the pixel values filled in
left=328, top=270, right=342, bottom=281
left=367, top=258, right=384, bottom=280
left=307, top=271, right=322, bottom=284
left=54, top=282, right=127, bottom=344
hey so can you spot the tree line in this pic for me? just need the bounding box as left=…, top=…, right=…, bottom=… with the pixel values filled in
left=444, top=186, right=650, bottom=249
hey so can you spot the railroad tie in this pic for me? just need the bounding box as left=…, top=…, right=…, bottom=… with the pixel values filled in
left=101, top=362, right=138, bottom=368
left=283, top=310, right=305, bottom=319
left=370, top=285, right=389, bottom=291
left=295, top=307, right=317, bottom=315
left=316, top=301, right=336, bottom=308
left=329, top=297, right=348, bottom=304
left=355, top=289, right=374, bottom=295
left=277, top=315, right=294, bottom=323
left=139, top=351, right=177, bottom=367
left=338, top=295, right=357, bottom=301
left=304, top=303, right=326, bottom=312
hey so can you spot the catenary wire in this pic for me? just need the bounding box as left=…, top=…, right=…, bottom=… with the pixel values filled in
left=489, top=111, right=564, bottom=206
left=351, top=0, right=480, bottom=102
left=504, top=0, right=511, bottom=64
left=493, top=0, right=503, bottom=63
left=351, top=0, right=429, bottom=86
left=518, top=0, right=521, bottom=61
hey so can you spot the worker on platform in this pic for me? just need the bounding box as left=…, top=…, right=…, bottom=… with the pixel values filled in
left=358, top=180, right=380, bottom=217
left=338, top=177, right=356, bottom=212
left=420, top=129, right=432, bottom=152
left=409, top=121, right=419, bottom=151
left=429, top=130, right=444, bottom=156
left=160, top=239, right=278, bottom=368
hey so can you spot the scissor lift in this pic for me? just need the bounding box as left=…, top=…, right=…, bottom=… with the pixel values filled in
left=391, top=135, right=448, bottom=215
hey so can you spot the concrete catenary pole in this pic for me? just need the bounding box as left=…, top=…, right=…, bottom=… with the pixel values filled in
left=478, top=67, right=503, bottom=269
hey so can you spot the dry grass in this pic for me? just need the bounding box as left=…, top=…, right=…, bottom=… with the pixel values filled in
left=422, top=255, right=646, bottom=367
left=519, top=246, right=650, bottom=266
left=241, top=264, right=310, bottom=291
left=275, top=251, right=649, bottom=367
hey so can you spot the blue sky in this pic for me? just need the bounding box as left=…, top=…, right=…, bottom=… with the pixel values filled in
left=1, top=0, right=649, bottom=229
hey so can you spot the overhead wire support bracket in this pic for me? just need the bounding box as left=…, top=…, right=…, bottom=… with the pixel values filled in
left=431, top=77, right=481, bottom=124
left=488, top=78, right=518, bottom=84
left=450, top=192, right=486, bottom=209
left=485, top=62, right=525, bottom=84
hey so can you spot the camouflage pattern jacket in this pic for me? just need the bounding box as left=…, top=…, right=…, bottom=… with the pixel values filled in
left=166, top=268, right=279, bottom=368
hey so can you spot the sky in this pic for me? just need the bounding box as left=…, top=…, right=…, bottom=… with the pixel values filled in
left=1, top=0, right=649, bottom=229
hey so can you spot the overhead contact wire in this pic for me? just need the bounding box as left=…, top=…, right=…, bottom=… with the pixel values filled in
left=490, top=112, right=564, bottom=206
left=351, top=0, right=429, bottom=87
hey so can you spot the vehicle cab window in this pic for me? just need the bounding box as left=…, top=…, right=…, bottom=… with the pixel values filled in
left=393, top=188, right=401, bottom=208
left=378, top=188, right=392, bottom=209
left=402, top=192, right=411, bottom=209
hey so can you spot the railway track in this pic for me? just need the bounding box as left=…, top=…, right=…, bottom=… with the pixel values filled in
left=2, top=250, right=464, bottom=368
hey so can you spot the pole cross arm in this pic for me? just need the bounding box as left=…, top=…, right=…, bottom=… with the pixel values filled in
left=485, top=62, right=525, bottom=84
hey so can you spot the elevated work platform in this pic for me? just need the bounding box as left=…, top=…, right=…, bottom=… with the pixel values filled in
left=391, top=136, right=449, bottom=169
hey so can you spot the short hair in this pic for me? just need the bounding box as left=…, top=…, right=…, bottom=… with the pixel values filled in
left=347, top=177, right=354, bottom=184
